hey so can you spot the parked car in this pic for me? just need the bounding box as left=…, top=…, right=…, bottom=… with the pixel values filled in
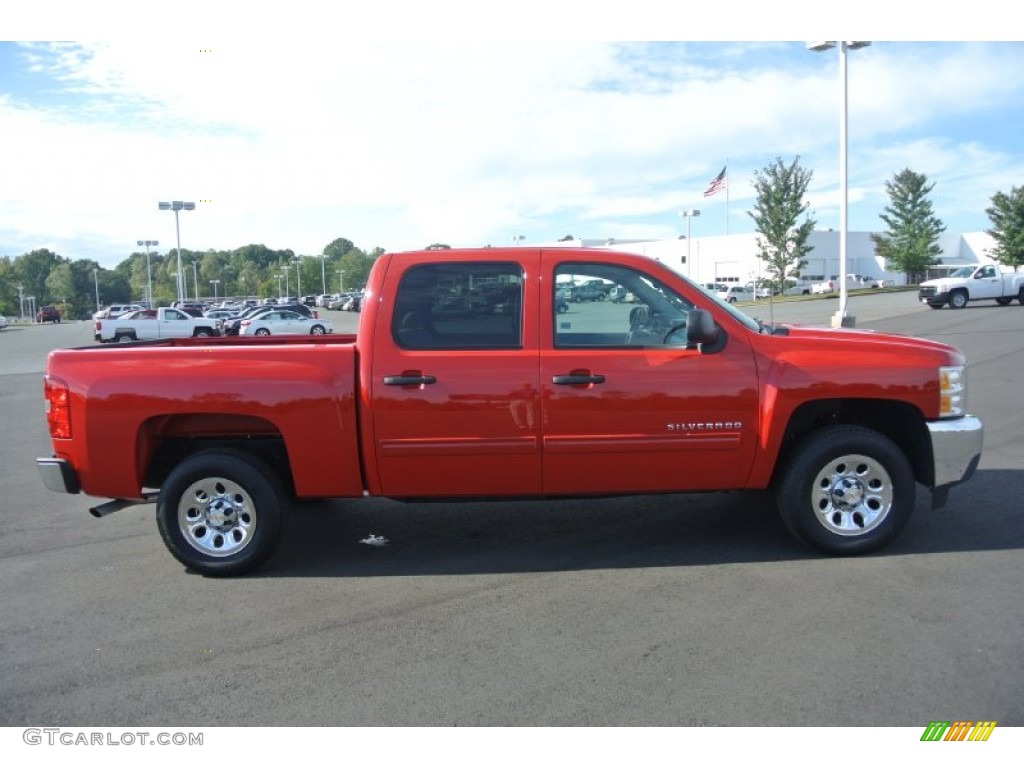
left=222, top=303, right=317, bottom=336
left=716, top=285, right=754, bottom=304
left=203, top=308, right=239, bottom=321
left=568, top=285, right=605, bottom=302
left=238, top=309, right=333, bottom=336
left=36, top=306, right=61, bottom=323
left=699, top=282, right=728, bottom=294
left=0, top=314, right=7, bottom=330
left=782, top=279, right=814, bottom=296
left=811, top=274, right=883, bottom=295
left=93, top=303, right=144, bottom=320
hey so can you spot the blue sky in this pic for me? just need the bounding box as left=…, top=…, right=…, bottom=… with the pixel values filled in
left=3, top=5, right=1020, bottom=268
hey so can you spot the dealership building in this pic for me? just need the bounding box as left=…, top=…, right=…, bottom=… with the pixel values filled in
left=533, top=229, right=997, bottom=287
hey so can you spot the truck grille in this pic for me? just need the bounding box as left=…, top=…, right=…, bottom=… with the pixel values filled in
left=918, top=286, right=937, bottom=298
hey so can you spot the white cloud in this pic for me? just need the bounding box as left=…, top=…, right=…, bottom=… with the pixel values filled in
left=2, top=39, right=1022, bottom=266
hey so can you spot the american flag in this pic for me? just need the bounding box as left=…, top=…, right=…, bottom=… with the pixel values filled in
left=704, top=167, right=727, bottom=198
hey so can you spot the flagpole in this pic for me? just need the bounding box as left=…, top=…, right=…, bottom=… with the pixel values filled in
left=725, top=159, right=730, bottom=235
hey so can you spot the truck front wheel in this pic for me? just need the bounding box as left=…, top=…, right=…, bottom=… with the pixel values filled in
left=948, top=290, right=968, bottom=309
left=156, top=450, right=285, bottom=577
left=775, top=426, right=915, bottom=555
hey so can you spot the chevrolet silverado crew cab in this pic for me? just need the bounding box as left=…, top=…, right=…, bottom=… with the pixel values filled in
left=38, top=248, right=983, bottom=576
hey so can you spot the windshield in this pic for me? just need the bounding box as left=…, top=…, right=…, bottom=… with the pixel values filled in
left=949, top=267, right=974, bottom=278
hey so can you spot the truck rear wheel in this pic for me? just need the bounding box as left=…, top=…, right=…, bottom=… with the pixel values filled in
left=156, top=450, right=285, bottom=577
left=775, top=426, right=914, bottom=555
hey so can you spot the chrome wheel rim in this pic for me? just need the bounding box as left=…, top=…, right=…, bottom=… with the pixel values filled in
left=177, top=476, right=257, bottom=557
left=812, top=453, right=893, bottom=536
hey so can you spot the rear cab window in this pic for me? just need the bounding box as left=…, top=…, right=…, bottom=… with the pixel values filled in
left=391, top=262, right=524, bottom=350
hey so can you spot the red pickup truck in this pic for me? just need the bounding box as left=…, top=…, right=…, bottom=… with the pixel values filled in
left=38, top=248, right=983, bottom=576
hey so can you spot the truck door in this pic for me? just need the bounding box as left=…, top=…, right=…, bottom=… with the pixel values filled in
left=539, top=255, right=759, bottom=495
left=368, top=254, right=542, bottom=496
left=972, top=265, right=1003, bottom=299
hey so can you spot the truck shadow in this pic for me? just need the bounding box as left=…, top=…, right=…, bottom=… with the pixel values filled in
left=261, top=468, right=1022, bottom=578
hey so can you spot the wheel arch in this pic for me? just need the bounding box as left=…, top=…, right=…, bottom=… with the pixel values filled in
left=770, top=398, right=933, bottom=488
left=139, top=413, right=295, bottom=495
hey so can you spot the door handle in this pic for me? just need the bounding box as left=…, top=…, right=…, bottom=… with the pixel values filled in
left=384, top=374, right=437, bottom=386
left=552, top=373, right=605, bottom=386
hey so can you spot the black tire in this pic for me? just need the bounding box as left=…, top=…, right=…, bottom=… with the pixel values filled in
left=775, top=426, right=915, bottom=556
left=995, top=297, right=1012, bottom=306
left=948, top=290, right=968, bottom=309
left=193, top=327, right=214, bottom=337
left=156, top=450, right=285, bottom=577
left=310, top=324, right=326, bottom=335
left=254, top=328, right=271, bottom=336
left=115, top=333, right=134, bottom=343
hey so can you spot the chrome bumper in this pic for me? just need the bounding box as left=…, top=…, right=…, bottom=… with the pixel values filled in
left=927, top=415, right=983, bottom=490
left=37, top=457, right=80, bottom=494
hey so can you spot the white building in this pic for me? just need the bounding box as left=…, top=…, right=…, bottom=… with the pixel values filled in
left=532, top=230, right=997, bottom=287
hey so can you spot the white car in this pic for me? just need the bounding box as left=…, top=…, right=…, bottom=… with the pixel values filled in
left=0, top=314, right=7, bottom=330
left=716, top=285, right=754, bottom=303
left=238, top=309, right=333, bottom=336
left=93, top=303, right=144, bottom=320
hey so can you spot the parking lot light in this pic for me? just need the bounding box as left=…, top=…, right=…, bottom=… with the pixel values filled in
left=807, top=41, right=870, bottom=327
left=158, top=201, right=194, bottom=303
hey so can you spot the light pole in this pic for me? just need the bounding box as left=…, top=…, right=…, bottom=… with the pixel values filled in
left=191, top=261, right=200, bottom=302
left=158, top=201, right=194, bottom=304
left=275, top=274, right=283, bottom=299
left=808, top=40, right=870, bottom=327
left=137, top=239, right=158, bottom=307
left=318, top=254, right=327, bottom=295
left=293, top=258, right=302, bottom=298
left=338, top=270, right=344, bottom=293
left=93, top=268, right=100, bottom=311
left=679, top=209, right=700, bottom=279
left=513, top=235, right=524, bottom=247
left=210, top=279, right=220, bottom=301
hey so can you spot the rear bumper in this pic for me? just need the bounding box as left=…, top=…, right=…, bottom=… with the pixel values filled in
left=37, top=457, right=80, bottom=494
left=927, top=415, right=983, bottom=490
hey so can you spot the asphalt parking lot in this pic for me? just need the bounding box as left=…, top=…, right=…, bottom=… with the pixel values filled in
left=1, top=292, right=1021, bottom=728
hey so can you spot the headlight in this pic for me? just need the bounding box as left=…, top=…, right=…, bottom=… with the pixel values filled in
left=939, top=365, right=966, bottom=418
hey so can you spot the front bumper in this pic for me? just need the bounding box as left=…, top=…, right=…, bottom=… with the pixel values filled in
left=918, top=288, right=949, bottom=306
left=37, top=457, right=80, bottom=494
left=927, top=415, right=983, bottom=490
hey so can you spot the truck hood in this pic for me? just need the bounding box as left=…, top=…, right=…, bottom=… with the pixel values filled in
left=776, top=323, right=962, bottom=358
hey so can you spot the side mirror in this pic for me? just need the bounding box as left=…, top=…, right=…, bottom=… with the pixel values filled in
left=686, top=309, right=726, bottom=352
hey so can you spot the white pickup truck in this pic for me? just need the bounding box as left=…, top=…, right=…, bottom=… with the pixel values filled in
left=810, top=274, right=885, bottom=295
left=94, top=307, right=221, bottom=343
left=918, top=264, right=1024, bottom=309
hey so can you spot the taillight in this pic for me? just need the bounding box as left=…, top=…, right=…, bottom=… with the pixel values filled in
left=44, top=375, right=72, bottom=439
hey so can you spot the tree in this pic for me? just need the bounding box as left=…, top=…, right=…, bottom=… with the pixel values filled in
left=871, top=168, right=945, bottom=284
left=986, top=186, right=1024, bottom=270
left=748, top=156, right=816, bottom=292
left=12, top=248, right=65, bottom=303
left=323, top=238, right=355, bottom=260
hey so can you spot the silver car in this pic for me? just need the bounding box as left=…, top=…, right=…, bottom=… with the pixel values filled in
left=238, top=309, right=333, bottom=336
